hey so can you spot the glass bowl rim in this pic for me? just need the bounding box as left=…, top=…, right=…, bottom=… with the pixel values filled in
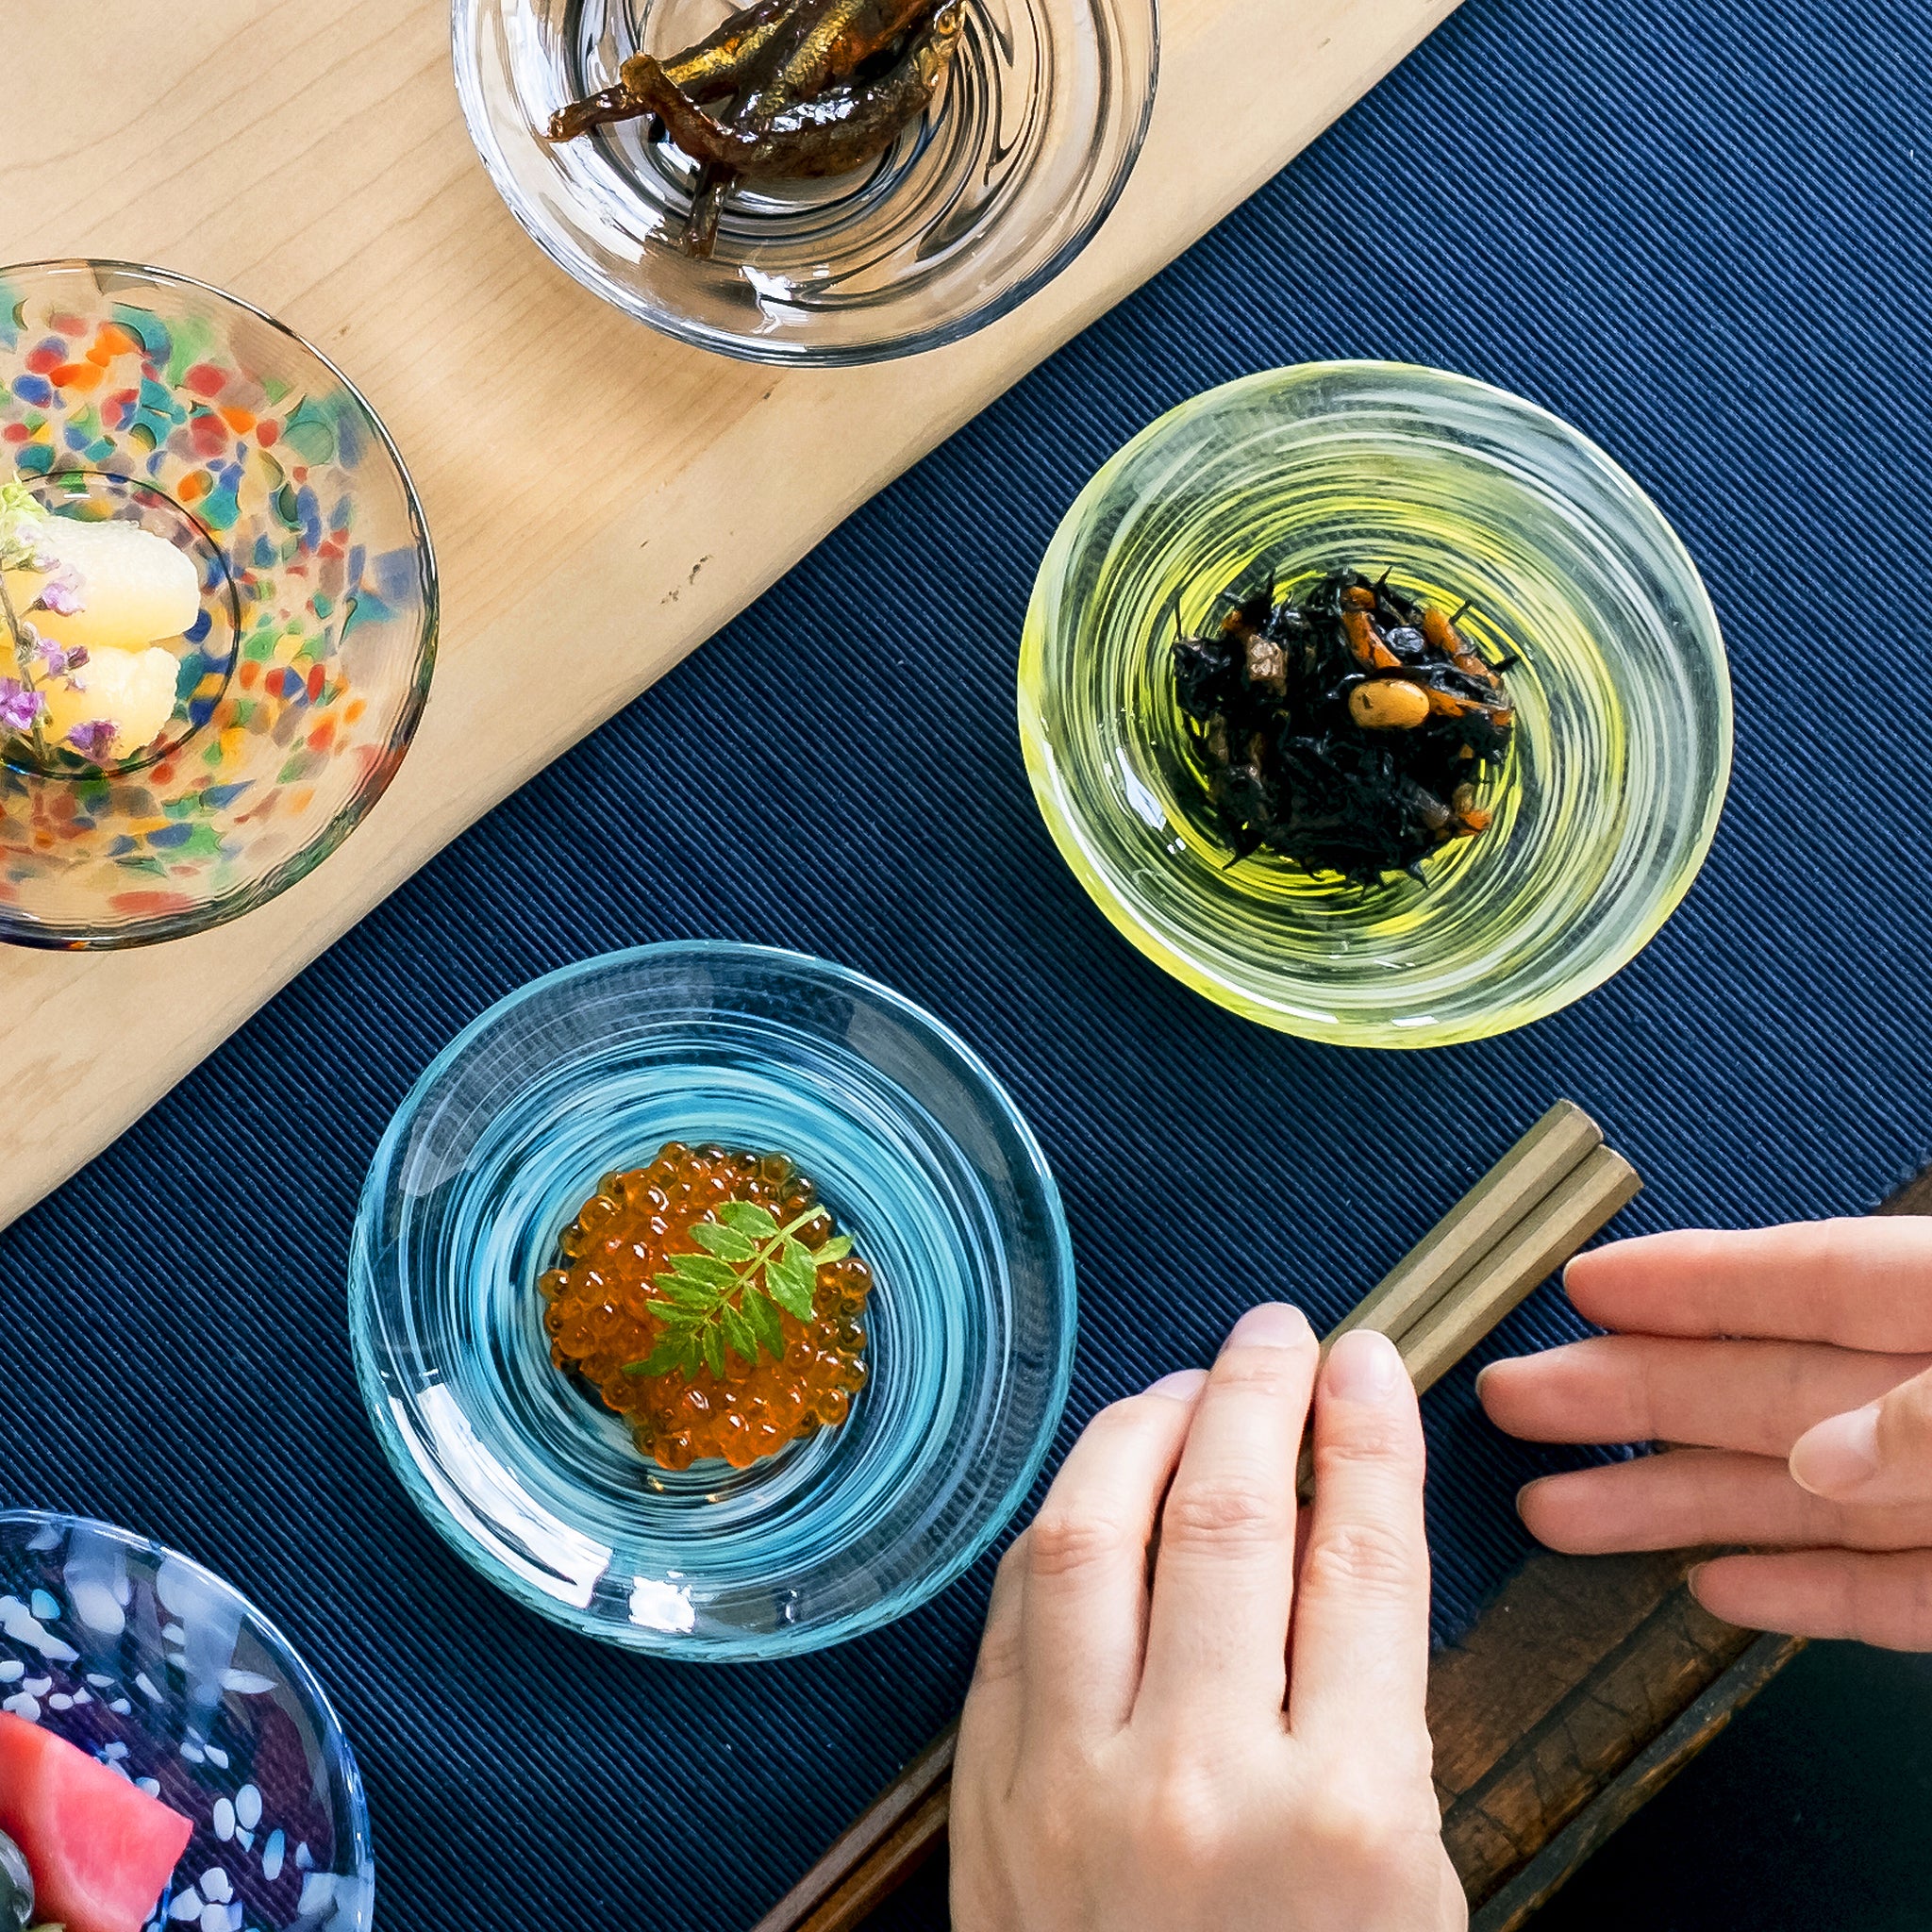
left=448, top=0, right=1162, bottom=368
left=1017, top=357, right=1736, bottom=1049
left=0, top=1506, right=376, bottom=1897
left=0, top=256, right=441, bottom=953
left=349, top=938, right=1078, bottom=1657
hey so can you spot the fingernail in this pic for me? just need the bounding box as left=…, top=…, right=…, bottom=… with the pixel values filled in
left=1514, top=1480, right=1541, bottom=1518
left=1222, top=1303, right=1311, bottom=1353
left=1790, top=1404, right=1882, bottom=1496
left=1474, top=1363, right=1495, bottom=1396
left=1685, top=1561, right=1708, bottom=1599
left=1147, top=1368, right=1209, bottom=1403
left=1325, top=1327, right=1402, bottom=1399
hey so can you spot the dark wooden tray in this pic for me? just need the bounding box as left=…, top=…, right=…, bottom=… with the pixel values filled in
left=755, top=1164, right=1932, bottom=1932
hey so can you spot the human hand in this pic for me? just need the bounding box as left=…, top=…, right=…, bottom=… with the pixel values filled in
left=1477, top=1218, right=1932, bottom=1649
left=951, top=1305, right=1464, bottom=1932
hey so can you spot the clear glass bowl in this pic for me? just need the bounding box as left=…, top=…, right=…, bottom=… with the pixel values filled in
left=1019, top=361, right=1734, bottom=1048
left=350, top=942, right=1075, bottom=1658
left=452, top=0, right=1157, bottom=364
left=0, top=1510, right=373, bottom=1931
left=0, top=260, right=437, bottom=949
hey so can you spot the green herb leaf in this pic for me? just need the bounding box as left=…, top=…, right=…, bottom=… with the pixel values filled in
left=654, top=1274, right=719, bottom=1311
left=626, top=1339, right=689, bottom=1377
left=718, top=1200, right=782, bottom=1241
left=661, top=1251, right=741, bottom=1291
left=744, top=1286, right=788, bottom=1361
left=618, top=1189, right=855, bottom=1382
left=767, top=1242, right=819, bottom=1320
left=691, top=1220, right=759, bottom=1262
left=719, top=1302, right=758, bottom=1367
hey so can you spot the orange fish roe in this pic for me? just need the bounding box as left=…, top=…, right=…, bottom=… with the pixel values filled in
left=541, top=1141, right=872, bottom=1473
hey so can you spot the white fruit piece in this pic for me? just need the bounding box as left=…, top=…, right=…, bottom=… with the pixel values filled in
left=2, top=515, right=201, bottom=654
left=38, top=645, right=182, bottom=760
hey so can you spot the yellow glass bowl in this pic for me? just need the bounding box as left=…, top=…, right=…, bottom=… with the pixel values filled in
left=1018, top=362, right=1732, bottom=1048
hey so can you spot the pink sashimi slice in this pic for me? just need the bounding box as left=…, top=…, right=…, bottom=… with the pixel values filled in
left=0, top=1712, right=194, bottom=1932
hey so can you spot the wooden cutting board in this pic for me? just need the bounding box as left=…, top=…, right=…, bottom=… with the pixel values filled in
left=0, top=0, right=1458, bottom=1229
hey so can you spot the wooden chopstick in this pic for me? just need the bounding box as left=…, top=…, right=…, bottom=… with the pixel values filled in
left=754, top=1102, right=1641, bottom=1932
left=1295, top=1127, right=1641, bottom=1498
left=1400, top=1144, right=1640, bottom=1393
left=1327, top=1101, right=1604, bottom=1348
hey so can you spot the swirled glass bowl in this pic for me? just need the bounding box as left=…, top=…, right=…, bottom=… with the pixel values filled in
left=350, top=942, right=1074, bottom=1658
left=0, top=260, right=437, bottom=949
left=453, top=0, right=1157, bottom=363
left=1019, top=362, right=1733, bottom=1048
left=0, top=1510, right=373, bottom=1931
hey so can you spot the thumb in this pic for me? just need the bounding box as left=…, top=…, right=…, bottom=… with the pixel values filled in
left=1790, top=1362, right=1932, bottom=1505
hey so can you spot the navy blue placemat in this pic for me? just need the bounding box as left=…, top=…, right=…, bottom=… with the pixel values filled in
left=4, top=0, right=1930, bottom=1925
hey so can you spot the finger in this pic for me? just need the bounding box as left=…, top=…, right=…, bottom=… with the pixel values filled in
left=1791, top=1362, right=1932, bottom=1507
left=1690, top=1549, right=1932, bottom=1650
left=958, top=1531, right=1031, bottom=1798
left=1018, top=1372, right=1208, bottom=1751
left=1517, top=1447, right=1932, bottom=1554
left=1137, top=1304, right=1317, bottom=1726
left=1477, top=1336, right=1932, bottom=1457
left=1563, top=1220, right=1932, bottom=1348
left=1287, top=1330, right=1432, bottom=1761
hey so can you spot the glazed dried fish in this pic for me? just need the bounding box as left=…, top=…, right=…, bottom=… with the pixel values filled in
left=548, top=0, right=962, bottom=258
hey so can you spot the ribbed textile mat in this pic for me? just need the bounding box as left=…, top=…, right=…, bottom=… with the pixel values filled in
left=3, top=0, right=1929, bottom=1926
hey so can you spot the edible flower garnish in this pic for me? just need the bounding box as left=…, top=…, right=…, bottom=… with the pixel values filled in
left=32, top=641, right=87, bottom=680
left=34, top=571, right=83, bottom=618
left=64, top=719, right=121, bottom=762
left=0, top=678, right=44, bottom=735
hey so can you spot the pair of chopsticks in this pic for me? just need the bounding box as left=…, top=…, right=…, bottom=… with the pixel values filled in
left=753, top=1100, right=1642, bottom=1932
left=1296, top=1099, right=1641, bottom=1496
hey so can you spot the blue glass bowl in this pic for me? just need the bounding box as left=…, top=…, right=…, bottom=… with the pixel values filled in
left=349, top=942, right=1075, bottom=1659
left=0, top=1510, right=373, bottom=1931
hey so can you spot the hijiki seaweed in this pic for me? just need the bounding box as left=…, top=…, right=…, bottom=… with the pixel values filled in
left=1173, top=570, right=1517, bottom=885
left=547, top=0, right=963, bottom=259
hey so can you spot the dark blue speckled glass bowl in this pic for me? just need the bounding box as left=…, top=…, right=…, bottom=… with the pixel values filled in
left=0, top=1510, right=373, bottom=1932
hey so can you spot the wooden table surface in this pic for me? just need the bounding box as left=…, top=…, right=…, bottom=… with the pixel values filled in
left=0, top=0, right=1457, bottom=1236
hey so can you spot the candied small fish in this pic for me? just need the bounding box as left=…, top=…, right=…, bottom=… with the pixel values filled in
left=625, top=5, right=960, bottom=183
left=547, top=0, right=958, bottom=258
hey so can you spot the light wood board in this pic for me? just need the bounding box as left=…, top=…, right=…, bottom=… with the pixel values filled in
left=0, top=0, right=1459, bottom=1229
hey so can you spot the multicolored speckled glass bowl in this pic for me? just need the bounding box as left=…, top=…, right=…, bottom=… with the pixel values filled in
left=351, top=942, right=1075, bottom=1659
left=0, top=1510, right=373, bottom=1931
left=0, top=260, right=437, bottom=949
left=454, top=0, right=1157, bottom=364
left=1019, top=361, right=1733, bottom=1048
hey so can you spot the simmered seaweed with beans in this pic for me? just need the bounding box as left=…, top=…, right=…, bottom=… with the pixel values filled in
left=1173, top=570, right=1517, bottom=885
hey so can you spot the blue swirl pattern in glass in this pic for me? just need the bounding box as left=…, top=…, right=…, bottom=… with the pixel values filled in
left=350, top=942, right=1075, bottom=1659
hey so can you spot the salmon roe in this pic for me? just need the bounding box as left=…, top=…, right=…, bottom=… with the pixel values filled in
left=541, top=1141, right=872, bottom=1472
